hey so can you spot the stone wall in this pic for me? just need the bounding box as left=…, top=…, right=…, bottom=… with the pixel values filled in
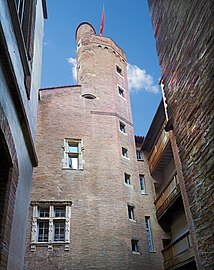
left=148, top=1, right=214, bottom=269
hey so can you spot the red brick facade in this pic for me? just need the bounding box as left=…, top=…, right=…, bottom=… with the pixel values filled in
left=148, top=1, right=214, bottom=269
left=0, top=104, right=19, bottom=270
left=24, top=23, right=165, bottom=270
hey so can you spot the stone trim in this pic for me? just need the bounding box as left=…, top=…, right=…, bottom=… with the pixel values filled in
left=91, top=111, right=133, bottom=127
left=30, top=201, right=72, bottom=252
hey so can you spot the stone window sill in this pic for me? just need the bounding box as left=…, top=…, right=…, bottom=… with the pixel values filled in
left=30, top=242, right=70, bottom=252
left=62, top=167, right=83, bottom=171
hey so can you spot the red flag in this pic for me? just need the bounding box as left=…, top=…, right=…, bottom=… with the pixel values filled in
left=99, top=7, right=104, bottom=36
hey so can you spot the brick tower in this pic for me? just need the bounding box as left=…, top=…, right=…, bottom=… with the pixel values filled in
left=24, top=22, right=164, bottom=270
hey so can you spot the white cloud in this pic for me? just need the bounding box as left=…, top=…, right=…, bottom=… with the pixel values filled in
left=67, top=57, right=77, bottom=82
left=127, top=63, right=159, bottom=94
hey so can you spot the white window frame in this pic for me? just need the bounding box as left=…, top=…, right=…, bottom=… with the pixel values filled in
left=63, top=139, right=84, bottom=170
left=77, top=39, right=82, bottom=50
left=128, top=205, right=135, bottom=220
left=118, top=85, right=125, bottom=99
left=122, top=147, right=128, bottom=158
left=136, top=150, right=143, bottom=160
left=124, top=173, right=131, bottom=185
left=145, top=216, right=154, bottom=252
left=30, top=202, right=72, bottom=251
left=131, top=239, right=140, bottom=253
left=116, top=64, right=123, bottom=77
left=140, top=175, right=146, bottom=194
left=119, top=121, right=126, bottom=133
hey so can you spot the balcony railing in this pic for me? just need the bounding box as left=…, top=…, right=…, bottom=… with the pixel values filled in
left=148, top=129, right=170, bottom=172
left=162, top=232, right=194, bottom=269
left=155, top=174, right=180, bottom=219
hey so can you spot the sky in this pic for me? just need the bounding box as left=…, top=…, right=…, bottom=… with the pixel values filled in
left=41, top=0, right=162, bottom=136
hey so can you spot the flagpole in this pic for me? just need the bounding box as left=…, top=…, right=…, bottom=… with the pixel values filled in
left=99, top=3, right=105, bottom=36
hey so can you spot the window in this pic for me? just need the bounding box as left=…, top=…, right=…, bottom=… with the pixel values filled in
left=119, top=121, right=126, bottom=133
left=140, top=175, right=146, bottom=194
left=77, top=40, right=82, bottom=49
left=38, top=221, right=49, bottom=242
left=136, top=150, right=143, bottom=160
left=145, top=217, right=154, bottom=252
left=124, top=173, right=131, bottom=185
left=116, top=65, right=123, bottom=76
left=30, top=202, right=72, bottom=251
left=131, top=239, right=139, bottom=252
left=8, top=0, right=40, bottom=98
left=55, top=206, right=66, bottom=217
left=54, top=221, right=65, bottom=241
left=118, top=86, right=125, bottom=97
left=128, top=205, right=135, bottom=220
left=39, top=207, right=49, bottom=217
left=122, top=147, right=128, bottom=158
left=82, top=94, right=96, bottom=99
left=63, top=139, right=83, bottom=170
left=37, top=205, right=66, bottom=242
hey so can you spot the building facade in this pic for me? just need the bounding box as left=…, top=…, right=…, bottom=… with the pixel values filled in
left=24, top=22, right=165, bottom=270
left=0, top=0, right=47, bottom=269
left=142, top=100, right=197, bottom=270
left=147, top=1, right=214, bottom=269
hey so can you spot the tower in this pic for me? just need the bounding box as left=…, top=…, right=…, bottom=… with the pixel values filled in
left=24, top=22, right=164, bottom=270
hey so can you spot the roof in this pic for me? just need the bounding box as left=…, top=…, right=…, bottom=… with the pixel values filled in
left=142, top=99, right=166, bottom=152
left=135, top=136, right=144, bottom=148
left=39, top=85, right=81, bottom=91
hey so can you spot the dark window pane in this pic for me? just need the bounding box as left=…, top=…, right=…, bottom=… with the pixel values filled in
left=54, top=221, right=65, bottom=241
left=125, top=173, right=131, bottom=185
left=38, top=221, right=49, bottom=242
left=55, top=206, right=66, bottom=217
left=128, top=205, right=134, bottom=220
left=39, top=207, right=49, bottom=217
left=131, top=239, right=139, bottom=252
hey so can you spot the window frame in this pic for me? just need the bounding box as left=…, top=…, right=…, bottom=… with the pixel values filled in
left=119, top=121, right=126, bottom=133
left=37, top=220, right=49, bottom=242
left=53, top=220, right=66, bottom=242
left=136, top=150, right=143, bottom=160
left=131, top=239, right=139, bottom=253
left=30, top=202, right=72, bottom=251
left=122, top=147, right=128, bottom=158
left=127, top=205, right=135, bottom=220
left=124, top=173, right=131, bottom=185
left=63, top=139, right=83, bottom=170
left=118, top=85, right=125, bottom=98
left=116, top=64, right=123, bottom=77
left=8, top=0, right=38, bottom=99
left=145, top=216, right=154, bottom=252
left=140, top=175, right=146, bottom=194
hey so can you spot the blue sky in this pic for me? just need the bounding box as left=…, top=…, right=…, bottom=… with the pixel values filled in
left=41, top=0, right=162, bottom=136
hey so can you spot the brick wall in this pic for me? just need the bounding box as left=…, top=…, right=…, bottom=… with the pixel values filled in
left=148, top=1, right=214, bottom=269
left=0, top=105, right=19, bottom=270
left=24, top=23, right=164, bottom=270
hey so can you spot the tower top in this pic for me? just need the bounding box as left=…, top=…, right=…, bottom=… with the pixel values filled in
left=75, top=22, right=96, bottom=40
